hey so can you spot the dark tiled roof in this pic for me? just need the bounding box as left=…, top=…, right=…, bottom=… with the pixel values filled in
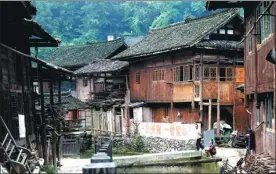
left=44, top=91, right=89, bottom=110
left=113, top=9, right=240, bottom=60
left=47, top=38, right=127, bottom=67
left=195, top=40, right=244, bottom=50
left=23, top=19, right=61, bottom=46
left=1, top=43, right=73, bottom=75
left=75, top=59, right=128, bottom=75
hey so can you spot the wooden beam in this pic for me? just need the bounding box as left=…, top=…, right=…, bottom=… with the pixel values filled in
left=192, top=56, right=195, bottom=110
left=217, top=55, right=221, bottom=136
left=208, top=99, right=212, bottom=130
left=124, top=74, right=130, bottom=136
left=29, top=42, right=59, bottom=47
left=21, top=56, right=30, bottom=145
left=0, top=43, right=3, bottom=139
left=112, top=106, right=116, bottom=133
left=199, top=52, right=203, bottom=122
left=49, top=81, right=54, bottom=105
left=38, top=64, right=48, bottom=165
left=233, top=55, right=236, bottom=130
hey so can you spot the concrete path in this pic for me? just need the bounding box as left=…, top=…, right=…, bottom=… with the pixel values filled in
left=216, top=147, right=246, bottom=167
left=58, top=158, right=90, bottom=173
left=57, top=148, right=245, bottom=173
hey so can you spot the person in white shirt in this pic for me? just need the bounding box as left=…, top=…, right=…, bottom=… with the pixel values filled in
left=195, top=123, right=204, bottom=150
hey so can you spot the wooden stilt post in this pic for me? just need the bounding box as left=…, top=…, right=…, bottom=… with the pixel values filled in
left=49, top=80, right=57, bottom=168
left=120, top=107, right=124, bottom=135
left=192, top=56, right=195, bottom=110
left=91, top=108, right=94, bottom=135
left=233, top=56, right=236, bottom=131
left=100, top=108, right=103, bottom=138
left=38, top=64, right=48, bottom=165
left=21, top=56, right=30, bottom=145
left=217, top=55, right=220, bottom=136
left=208, top=99, right=212, bottom=130
left=124, top=74, right=130, bottom=137
left=57, top=80, right=61, bottom=165
left=200, top=52, right=204, bottom=122
left=112, top=106, right=116, bottom=136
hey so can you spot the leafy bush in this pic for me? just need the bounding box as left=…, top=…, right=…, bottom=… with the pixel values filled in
left=132, top=134, right=145, bottom=152
left=42, top=165, right=56, bottom=174
left=80, top=132, right=93, bottom=152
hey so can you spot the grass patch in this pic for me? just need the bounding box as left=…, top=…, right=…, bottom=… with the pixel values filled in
left=41, top=165, right=56, bottom=174
left=80, top=146, right=95, bottom=158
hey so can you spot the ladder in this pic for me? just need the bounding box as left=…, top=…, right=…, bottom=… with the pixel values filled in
left=0, top=116, right=32, bottom=174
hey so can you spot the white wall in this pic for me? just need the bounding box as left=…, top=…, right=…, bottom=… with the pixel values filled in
left=138, top=122, right=201, bottom=140
left=76, top=77, right=93, bottom=102
left=143, top=107, right=153, bottom=122
left=133, top=107, right=143, bottom=123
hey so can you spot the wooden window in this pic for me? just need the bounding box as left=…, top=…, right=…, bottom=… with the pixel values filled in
left=220, top=68, right=226, bottom=81
left=256, top=1, right=274, bottom=44
left=219, top=29, right=226, bottom=34
left=257, top=106, right=261, bottom=124
left=136, top=72, right=140, bottom=84
left=161, top=70, right=165, bottom=80
left=83, top=79, right=88, bottom=87
left=195, top=85, right=200, bottom=98
left=227, top=29, right=234, bottom=35
left=153, top=69, right=165, bottom=81
left=210, top=67, right=217, bottom=80
left=173, top=65, right=192, bottom=82
left=204, top=67, right=210, bottom=80
left=248, top=20, right=253, bottom=52
left=194, top=65, right=200, bottom=81
left=265, top=93, right=274, bottom=128
left=183, top=66, right=189, bottom=81
left=226, top=68, right=233, bottom=81
left=204, top=67, right=217, bottom=81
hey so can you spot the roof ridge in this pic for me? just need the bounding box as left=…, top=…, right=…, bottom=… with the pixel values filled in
left=56, top=38, right=124, bottom=48
left=86, top=37, right=124, bottom=45
left=150, top=8, right=237, bottom=32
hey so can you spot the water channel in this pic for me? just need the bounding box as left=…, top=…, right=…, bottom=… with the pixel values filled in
left=117, top=162, right=220, bottom=173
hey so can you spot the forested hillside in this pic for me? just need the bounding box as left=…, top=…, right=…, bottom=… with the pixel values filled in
left=32, top=1, right=220, bottom=58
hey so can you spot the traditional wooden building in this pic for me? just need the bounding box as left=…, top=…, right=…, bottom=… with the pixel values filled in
left=113, top=9, right=249, bottom=134
left=207, top=1, right=275, bottom=159
left=44, top=90, right=90, bottom=132
left=47, top=38, right=128, bottom=100
left=75, top=59, right=129, bottom=135
left=0, top=1, right=73, bottom=172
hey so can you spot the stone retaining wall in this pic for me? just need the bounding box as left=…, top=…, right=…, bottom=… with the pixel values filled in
left=113, top=136, right=196, bottom=153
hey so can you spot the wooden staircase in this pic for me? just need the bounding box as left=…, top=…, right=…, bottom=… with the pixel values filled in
left=0, top=116, right=33, bottom=174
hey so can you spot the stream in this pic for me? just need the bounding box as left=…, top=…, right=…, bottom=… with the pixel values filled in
left=117, top=162, right=220, bottom=173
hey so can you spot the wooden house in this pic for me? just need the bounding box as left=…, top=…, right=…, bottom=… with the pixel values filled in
left=44, top=90, right=90, bottom=132
left=0, top=1, right=73, bottom=171
left=47, top=38, right=128, bottom=101
left=112, top=9, right=249, bottom=135
left=207, top=1, right=275, bottom=158
left=75, top=59, right=129, bottom=135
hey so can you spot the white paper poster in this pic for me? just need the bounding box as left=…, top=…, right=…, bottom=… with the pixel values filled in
left=18, top=114, right=26, bottom=138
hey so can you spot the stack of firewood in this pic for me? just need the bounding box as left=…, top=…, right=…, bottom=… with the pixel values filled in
left=243, top=152, right=274, bottom=174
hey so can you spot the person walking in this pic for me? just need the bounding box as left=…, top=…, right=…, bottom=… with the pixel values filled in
left=195, top=123, right=204, bottom=151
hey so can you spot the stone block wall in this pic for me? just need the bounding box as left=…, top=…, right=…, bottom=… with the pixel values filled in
left=112, top=136, right=196, bottom=153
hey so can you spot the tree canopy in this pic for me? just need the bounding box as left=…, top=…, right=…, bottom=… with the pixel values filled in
left=32, top=1, right=216, bottom=58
